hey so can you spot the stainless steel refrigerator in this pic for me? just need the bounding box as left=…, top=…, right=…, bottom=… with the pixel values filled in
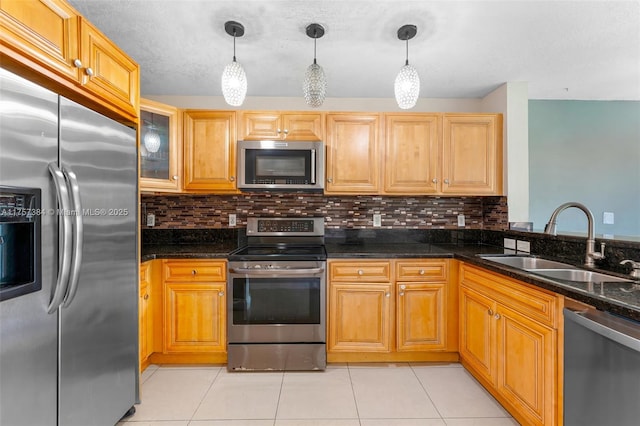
left=0, top=68, right=138, bottom=425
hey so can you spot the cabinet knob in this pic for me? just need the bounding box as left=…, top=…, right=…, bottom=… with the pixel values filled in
left=432, top=178, right=438, bottom=184
left=327, top=178, right=333, bottom=183
left=73, top=59, right=83, bottom=68
left=277, top=128, right=282, bottom=134
left=494, top=313, right=501, bottom=320
left=400, top=284, right=406, bottom=290
left=358, top=269, right=364, bottom=276
left=283, top=129, right=289, bottom=134
left=385, top=292, right=391, bottom=298
left=143, top=294, right=149, bottom=300
left=85, top=67, right=94, bottom=77
left=488, top=309, right=493, bottom=316
left=229, top=176, right=235, bottom=182
left=399, top=292, right=405, bottom=296
left=172, top=175, right=179, bottom=181
left=218, top=291, right=225, bottom=297
left=192, top=269, right=197, bottom=275
left=444, top=179, right=450, bottom=184
left=419, top=269, right=425, bottom=275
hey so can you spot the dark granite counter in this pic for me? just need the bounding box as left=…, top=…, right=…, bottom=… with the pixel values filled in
left=141, top=229, right=640, bottom=322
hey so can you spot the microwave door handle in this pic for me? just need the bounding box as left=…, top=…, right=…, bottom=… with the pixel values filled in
left=310, top=149, right=316, bottom=184
left=61, top=166, right=83, bottom=308
left=47, top=162, right=73, bottom=314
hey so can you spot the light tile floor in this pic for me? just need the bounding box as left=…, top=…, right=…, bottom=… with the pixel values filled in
left=119, top=363, right=520, bottom=426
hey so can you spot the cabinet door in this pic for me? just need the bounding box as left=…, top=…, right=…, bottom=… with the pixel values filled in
left=0, top=0, right=80, bottom=81
left=325, top=114, right=381, bottom=193
left=384, top=114, right=440, bottom=194
left=459, top=285, right=497, bottom=386
left=79, top=18, right=139, bottom=119
left=140, top=98, right=181, bottom=192
left=183, top=110, right=237, bottom=192
left=496, top=305, right=556, bottom=426
left=238, top=112, right=281, bottom=140
left=164, top=282, right=226, bottom=353
left=397, top=282, right=446, bottom=351
left=442, top=114, right=502, bottom=195
left=328, top=282, right=392, bottom=352
left=282, top=113, right=322, bottom=140
left=139, top=263, right=152, bottom=371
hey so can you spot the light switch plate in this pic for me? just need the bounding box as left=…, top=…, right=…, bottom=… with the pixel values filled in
left=229, top=214, right=237, bottom=227
left=516, top=240, right=531, bottom=253
left=504, top=238, right=516, bottom=249
left=457, top=214, right=465, bottom=227
left=146, top=213, right=155, bottom=227
left=603, top=212, right=614, bottom=225
left=373, top=214, right=382, bottom=227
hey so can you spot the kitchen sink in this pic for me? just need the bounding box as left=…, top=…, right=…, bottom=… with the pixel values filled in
left=480, top=255, right=576, bottom=270
left=531, top=269, right=633, bottom=284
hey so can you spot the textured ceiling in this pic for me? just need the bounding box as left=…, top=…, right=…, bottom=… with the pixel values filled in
left=68, top=0, right=640, bottom=100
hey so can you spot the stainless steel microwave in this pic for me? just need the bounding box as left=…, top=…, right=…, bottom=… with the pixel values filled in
left=237, top=140, right=325, bottom=190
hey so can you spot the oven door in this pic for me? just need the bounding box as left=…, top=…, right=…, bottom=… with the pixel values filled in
left=227, top=261, right=326, bottom=344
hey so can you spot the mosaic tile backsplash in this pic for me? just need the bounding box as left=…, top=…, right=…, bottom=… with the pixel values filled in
left=141, top=193, right=508, bottom=231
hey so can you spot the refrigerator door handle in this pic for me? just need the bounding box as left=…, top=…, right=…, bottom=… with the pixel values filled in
left=61, top=165, right=83, bottom=308
left=47, top=162, right=73, bottom=314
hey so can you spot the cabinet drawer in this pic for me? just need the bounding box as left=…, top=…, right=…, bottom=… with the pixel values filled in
left=163, top=260, right=226, bottom=282
left=395, top=260, right=448, bottom=281
left=329, top=261, right=391, bottom=282
left=460, top=264, right=559, bottom=327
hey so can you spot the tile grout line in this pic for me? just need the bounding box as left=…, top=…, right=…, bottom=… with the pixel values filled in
left=409, top=362, right=448, bottom=422
left=272, top=370, right=286, bottom=425
left=187, top=366, right=223, bottom=423
left=346, top=363, right=363, bottom=425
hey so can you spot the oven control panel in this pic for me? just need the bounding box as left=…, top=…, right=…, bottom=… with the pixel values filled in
left=247, top=217, right=324, bottom=236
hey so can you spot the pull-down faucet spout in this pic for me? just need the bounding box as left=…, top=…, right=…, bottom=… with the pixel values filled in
left=543, top=202, right=605, bottom=268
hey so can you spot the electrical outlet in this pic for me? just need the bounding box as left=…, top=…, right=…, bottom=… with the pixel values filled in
left=603, top=212, right=614, bottom=225
left=457, top=214, right=465, bottom=227
left=373, top=214, right=382, bottom=227
left=146, top=213, right=155, bottom=227
left=229, top=214, right=237, bottom=227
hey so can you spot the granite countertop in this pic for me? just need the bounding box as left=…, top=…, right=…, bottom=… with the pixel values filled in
left=141, top=241, right=640, bottom=322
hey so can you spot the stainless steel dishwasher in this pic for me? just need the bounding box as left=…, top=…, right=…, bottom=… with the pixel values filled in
left=564, top=308, right=640, bottom=426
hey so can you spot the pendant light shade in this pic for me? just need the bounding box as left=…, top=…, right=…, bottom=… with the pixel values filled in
left=303, top=23, right=327, bottom=108
left=394, top=24, right=420, bottom=110
left=221, top=21, right=247, bottom=107
left=143, top=127, right=161, bottom=153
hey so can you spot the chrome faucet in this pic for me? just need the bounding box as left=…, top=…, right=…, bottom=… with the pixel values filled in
left=620, top=260, right=640, bottom=279
left=543, top=202, right=605, bottom=268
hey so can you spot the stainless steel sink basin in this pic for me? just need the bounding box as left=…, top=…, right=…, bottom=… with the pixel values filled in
left=532, top=269, right=633, bottom=283
left=481, top=255, right=575, bottom=270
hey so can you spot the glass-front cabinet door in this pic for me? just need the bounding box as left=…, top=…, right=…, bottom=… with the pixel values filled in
left=140, top=98, right=181, bottom=192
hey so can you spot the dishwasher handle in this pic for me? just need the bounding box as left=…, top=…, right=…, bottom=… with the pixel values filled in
left=564, top=308, right=640, bottom=353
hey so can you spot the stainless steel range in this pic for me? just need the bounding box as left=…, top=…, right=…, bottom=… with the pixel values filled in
left=227, top=217, right=326, bottom=371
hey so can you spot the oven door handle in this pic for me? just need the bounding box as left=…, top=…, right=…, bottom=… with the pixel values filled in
left=230, top=267, right=325, bottom=275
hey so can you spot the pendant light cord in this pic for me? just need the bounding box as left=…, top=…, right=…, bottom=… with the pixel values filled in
left=405, top=37, right=409, bottom=66
left=233, top=29, right=237, bottom=62
left=313, top=29, right=318, bottom=65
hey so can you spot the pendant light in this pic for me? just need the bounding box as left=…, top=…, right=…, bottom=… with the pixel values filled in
left=143, top=114, right=161, bottom=153
left=394, top=24, right=420, bottom=109
left=221, top=21, right=247, bottom=107
left=303, top=23, right=327, bottom=108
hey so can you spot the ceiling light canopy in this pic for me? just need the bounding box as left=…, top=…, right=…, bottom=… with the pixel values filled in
left=394, top=24, right=420, bottom=110
left=221, top=21, right=247, bottom=107
left=303, top=23, right=327, bottom=108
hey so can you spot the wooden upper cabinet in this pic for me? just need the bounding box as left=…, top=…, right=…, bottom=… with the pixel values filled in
left=1, top=0, right=81, bottom=81
left=183, top=110, right=237, bottom=192
left=238, top=111, right=323, bottom=141
left=325, top=113, right=381, bottom=194
left=78, top=18, right=139, bottom=118
left=1, top=1, right=139, bottom=122
left=384, top=114, right=440, bottom=194
left=140, top=98, right=182, bottom=192
left=442, top=114, right=503, bottom=195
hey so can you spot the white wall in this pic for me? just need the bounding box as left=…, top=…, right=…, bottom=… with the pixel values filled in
left=480, top=82, right=529, bottom=223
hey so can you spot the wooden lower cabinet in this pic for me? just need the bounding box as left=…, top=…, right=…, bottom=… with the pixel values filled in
left=459, top=263, right=562, bottom=426
left=147, top=259, right=228, bottom=364
left=139, top=262, right=154, bottom=372
left=327, top=259, right=458, bottom=362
